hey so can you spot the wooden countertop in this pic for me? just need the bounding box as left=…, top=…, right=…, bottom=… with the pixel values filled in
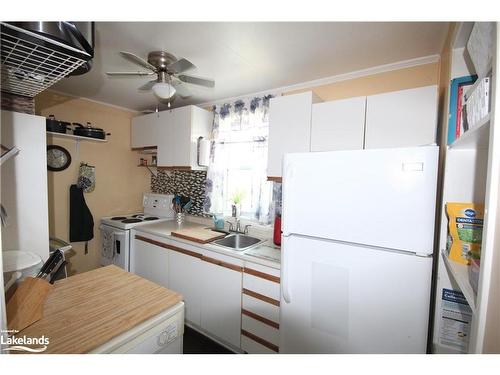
left=19, top=265, right=182, bottom=354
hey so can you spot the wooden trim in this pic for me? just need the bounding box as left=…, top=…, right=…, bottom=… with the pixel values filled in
left=241, top=329, right=279, bottom=352
left=244, top=267, right=280, bottom=284
left=242, top=309, right=279, bottom=329
left=267, top=176, right=282, bottom=182
left=134, top=235, right=202, bottom=259
left=131, top=146, right=157, bottom=151
left=166, top=244, right=203, bottom=259
left=202, top=255, right=243, bottom=272
left=135, top=235, right=169, bottom=249
left=242, top=288, right=280, bottom=307
left=157, top=166, right=192, bottom=171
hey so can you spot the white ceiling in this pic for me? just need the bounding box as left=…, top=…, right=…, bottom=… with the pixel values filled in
left=52, top=22, right=449, bottom=111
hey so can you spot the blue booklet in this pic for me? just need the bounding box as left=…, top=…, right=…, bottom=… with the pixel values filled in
left=448, top=75, right=477, bottom=145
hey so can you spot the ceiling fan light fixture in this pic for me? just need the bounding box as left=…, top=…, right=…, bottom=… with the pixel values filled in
left=152, top=82, right=176, bottom=99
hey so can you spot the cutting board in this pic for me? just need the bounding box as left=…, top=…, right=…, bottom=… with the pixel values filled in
left=171, top=227, right=226, bottom=244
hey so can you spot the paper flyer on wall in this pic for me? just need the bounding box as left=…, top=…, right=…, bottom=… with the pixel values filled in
left=438, top=288, right=472, bottom=353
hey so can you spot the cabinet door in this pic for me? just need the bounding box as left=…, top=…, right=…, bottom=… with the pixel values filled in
left=130, top=238, right=169, bottom=288
left=311, top=97, right=366, bottom=151
left=267, top=92, right=316, bottom=178
left=131, top=112, right=159, bottom=148
left=364, top=85, right=438, bottom=149
left=168, top=249, right=202, bottom=326
left=156, top=107, right=192, bottom=167
left=156, top=110, right=173, bottom=166
left=169, top=106, right=192, bottom=167
left=200, top=257, right=242, bottom=348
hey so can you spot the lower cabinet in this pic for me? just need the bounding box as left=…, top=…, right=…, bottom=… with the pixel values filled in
left=240, top=262, right=281, bottom=354
left=132, top=233, right=281, bottom=353
left=168, top=247, right=203, bottom=327
left=199, top=254, right=243, bottom=349
left=130, top=236, right=169, bottom=288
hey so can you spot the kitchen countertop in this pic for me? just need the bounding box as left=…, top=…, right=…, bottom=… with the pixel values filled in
left=19, top=265, right=183, bottom=354
left=134, top=220, right=281, bottom=269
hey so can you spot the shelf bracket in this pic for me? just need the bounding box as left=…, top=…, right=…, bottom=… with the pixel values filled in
left=145, top=165, right=157, bottom=177
left=75, top=139, right=80, bottom=160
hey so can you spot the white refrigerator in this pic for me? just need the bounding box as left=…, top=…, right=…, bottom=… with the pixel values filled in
left=280, top=145, right=439, bottom=353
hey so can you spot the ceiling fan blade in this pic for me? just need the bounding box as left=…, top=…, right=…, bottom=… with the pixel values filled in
left=120, top=51, right=157, bottom=72
left=106, top=71, right=155, bottom=76
left=167, top=58, right=196, bottom=74
left=177, top=74, right=215, bottom=88
left=173, top=84, right=191, bottom=99
left=138, top=80, right=157, bottom=91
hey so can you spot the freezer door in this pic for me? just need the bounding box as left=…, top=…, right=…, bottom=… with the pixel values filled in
left=280, top=235, right=432, bottom=353
left=282, top=145, right=438, bottom=255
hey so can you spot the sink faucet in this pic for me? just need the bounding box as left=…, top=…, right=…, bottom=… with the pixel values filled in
left=226, top=205, right=251, bottom=234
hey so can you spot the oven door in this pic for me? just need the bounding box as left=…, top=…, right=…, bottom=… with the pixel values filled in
left=100, top=224, right=130, bottom=271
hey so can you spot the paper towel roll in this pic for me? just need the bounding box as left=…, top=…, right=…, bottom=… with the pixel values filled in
left=197, top=137, right=211, bottom=167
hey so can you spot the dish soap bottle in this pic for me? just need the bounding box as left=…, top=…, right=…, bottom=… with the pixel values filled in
left=273, top=214, right=281, bottom=247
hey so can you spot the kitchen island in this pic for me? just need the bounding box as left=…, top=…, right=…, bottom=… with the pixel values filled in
left=17, top=265, right=184, bottom=354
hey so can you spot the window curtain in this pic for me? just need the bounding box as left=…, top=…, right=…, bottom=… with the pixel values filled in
left=204, top=95, right=274, bottom=224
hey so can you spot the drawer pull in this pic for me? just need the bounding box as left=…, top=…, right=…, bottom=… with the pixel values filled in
left=244, top=267, right=280, bottom=283
left=135, top=235, right=202, bottom=259
left=242, top=309, right=279, bottom=329
left=241, top=329, right=279, bottom=353
left=242, top=288, right=280, bottom=307
left=202, top=255, right=243, bottom=272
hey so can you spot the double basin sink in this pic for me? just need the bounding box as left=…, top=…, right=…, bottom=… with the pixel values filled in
left=212, top=232, right=264, bottom=251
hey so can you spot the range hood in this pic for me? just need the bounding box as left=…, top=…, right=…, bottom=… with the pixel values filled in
left=0, top=22, right=94, bottom=98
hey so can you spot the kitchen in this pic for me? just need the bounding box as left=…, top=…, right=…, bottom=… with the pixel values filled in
left=0, top=4, right=499, bottom=371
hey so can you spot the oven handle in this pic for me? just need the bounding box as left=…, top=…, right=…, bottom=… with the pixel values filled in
left=112, top=231, right=125, bottom=256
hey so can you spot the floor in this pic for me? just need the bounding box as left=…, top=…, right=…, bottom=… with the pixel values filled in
left=183, top=325, right=234, bottom=354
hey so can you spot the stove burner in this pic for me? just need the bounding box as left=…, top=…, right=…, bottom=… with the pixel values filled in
left=111, top=216, right=127, bottom=220
left=132, top=214, right=143, bottom=218
left=143, top=217, right=159, bottom=221
left=122, top=218, right=143, bottom=224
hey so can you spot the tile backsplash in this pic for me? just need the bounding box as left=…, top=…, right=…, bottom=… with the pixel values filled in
left=151, top=170, right=282, bottom=221
left=151, top=170, right=207, bottom=216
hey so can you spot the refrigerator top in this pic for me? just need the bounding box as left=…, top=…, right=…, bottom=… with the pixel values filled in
left=281, top=145, right=439, bottom=255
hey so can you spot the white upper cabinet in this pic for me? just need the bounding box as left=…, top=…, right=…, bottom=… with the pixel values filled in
left=156, top=105, right=212, bottom=169
left=311, top=96, right=366, bottom=151
left=267, top=92, right=321, bottom=178
left=131, top=111, right=160, bottom=149
left=364, top=85, right=438, bottom=149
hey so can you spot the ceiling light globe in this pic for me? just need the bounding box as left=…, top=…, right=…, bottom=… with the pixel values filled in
left=152, top=82, right=176, bottom=99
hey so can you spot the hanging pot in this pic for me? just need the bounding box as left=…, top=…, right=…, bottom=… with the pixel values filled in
left=46, top=115, right=71, bottom=134
left=72, top=122, right=110, bottom=140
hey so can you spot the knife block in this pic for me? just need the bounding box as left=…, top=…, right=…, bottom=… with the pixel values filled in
left=6, top=277, right=53, bottom=333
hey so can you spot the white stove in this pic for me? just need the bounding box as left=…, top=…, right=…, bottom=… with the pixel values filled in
left=100, top=193, right=174, bottom=270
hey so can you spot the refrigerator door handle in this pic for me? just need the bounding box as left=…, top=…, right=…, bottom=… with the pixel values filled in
left=282, top=241, right=291, bottom=303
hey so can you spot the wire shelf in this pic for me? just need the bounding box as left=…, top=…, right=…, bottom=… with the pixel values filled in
left=1, top=24, right=87, bottom=97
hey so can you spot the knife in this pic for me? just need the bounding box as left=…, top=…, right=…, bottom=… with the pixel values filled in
left=36, top=250, right=64, bottom=281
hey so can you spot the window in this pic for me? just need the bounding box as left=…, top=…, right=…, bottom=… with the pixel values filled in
left=204, top=96, right=274, bottom=224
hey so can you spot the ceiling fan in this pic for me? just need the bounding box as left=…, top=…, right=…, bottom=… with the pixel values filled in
left=106, top=51, right=215, bottom=105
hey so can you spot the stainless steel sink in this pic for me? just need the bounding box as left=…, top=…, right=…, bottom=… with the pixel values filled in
left=212, top=234, right=264, bottom=251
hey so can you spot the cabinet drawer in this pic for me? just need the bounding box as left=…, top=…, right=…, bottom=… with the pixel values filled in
left=242, top=294, right=279, bottom=323
left=241, top=332, right=278, bottom=354
left=243, top=271, right=280, bottom=300
left=242, top=315, right=279, bottom=346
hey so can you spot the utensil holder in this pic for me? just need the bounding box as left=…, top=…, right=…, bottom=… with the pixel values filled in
left=176, top=213, right=185, bottom=225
